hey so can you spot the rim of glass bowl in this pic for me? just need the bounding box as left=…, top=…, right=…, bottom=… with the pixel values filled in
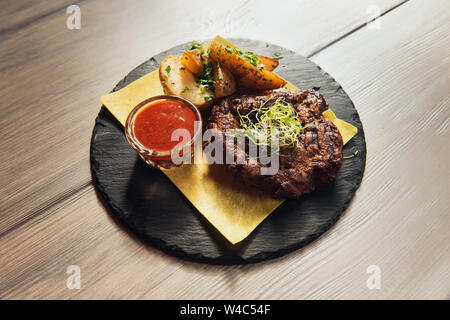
left=125, top=95, right=202, bottom=159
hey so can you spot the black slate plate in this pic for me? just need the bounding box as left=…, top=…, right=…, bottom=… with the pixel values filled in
left=90, top=39, right=366, bottom=265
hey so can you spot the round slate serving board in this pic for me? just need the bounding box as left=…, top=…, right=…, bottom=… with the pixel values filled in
left=90, top=39, right=366, bottom=265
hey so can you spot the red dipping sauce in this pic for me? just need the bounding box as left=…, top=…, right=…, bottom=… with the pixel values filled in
left=133, top=100, right=196, bottom=151
left=125, top=95, right=202, bottom=168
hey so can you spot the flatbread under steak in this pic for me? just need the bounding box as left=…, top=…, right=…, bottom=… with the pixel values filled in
left=205, top=88, right=344, bottom=199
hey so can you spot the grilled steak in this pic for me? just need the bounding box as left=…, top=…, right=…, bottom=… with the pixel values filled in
left=205, top=88, right=344, bottom=199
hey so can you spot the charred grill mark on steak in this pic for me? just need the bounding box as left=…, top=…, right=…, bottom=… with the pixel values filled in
left=205, top=88, right=344, bottom=199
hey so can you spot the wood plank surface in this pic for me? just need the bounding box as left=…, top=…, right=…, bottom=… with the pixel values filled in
left=1, top=0, right=449, bottom=299
left=0, top=0, right=404, bottom=237
left=0, top=0, right=83, bottom=34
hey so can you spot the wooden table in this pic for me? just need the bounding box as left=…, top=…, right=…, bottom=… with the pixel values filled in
left=0, top=0, right=449, bottom=299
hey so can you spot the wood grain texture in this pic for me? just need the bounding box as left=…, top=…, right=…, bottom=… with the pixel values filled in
left=0, top=0, right=84, bottom=35
left=1, top=0, right=449, bottom=299
left=0, top=0, right=403, bottom=236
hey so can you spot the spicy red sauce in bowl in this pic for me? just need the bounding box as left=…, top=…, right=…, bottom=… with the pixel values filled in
left=125, top=95, right=202, bottom=168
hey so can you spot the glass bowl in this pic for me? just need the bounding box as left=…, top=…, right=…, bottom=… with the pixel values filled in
left=125, top=95, right=202, bottom=168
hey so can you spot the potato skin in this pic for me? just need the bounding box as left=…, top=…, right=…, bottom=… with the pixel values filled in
left=159, top=55, right=214, bottom=108
left=209, top=42, right=286, bottom=90
left=237, top=69, right=286, bottom=90
left=258, top=55, right=279, bottom=72
left=209, top=42, right=252, bottom=79
left=213, top=64, right=236, bottom=98
left=181, top=49, right=204, bottom=74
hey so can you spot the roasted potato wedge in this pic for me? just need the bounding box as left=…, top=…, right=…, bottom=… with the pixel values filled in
left=181, top=49, right=204, bottom=74
left=209, top=42, right=286, bottom=90
left=258, top=55, right=279, bottom=72
left=213, top=64, right=236, bottom=98
left=237, top=71, right=286, bottom=90
left=159, top=55, right=214, bottom=108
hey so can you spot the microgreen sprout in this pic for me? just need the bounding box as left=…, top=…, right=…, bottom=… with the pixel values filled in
left=344, top=150, right=359, bottom=159
left=235, top=97, right=304, bottom=155
left=187, top=41, right=202, bottom=50
left=272, top=52, right=283, bottom=60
